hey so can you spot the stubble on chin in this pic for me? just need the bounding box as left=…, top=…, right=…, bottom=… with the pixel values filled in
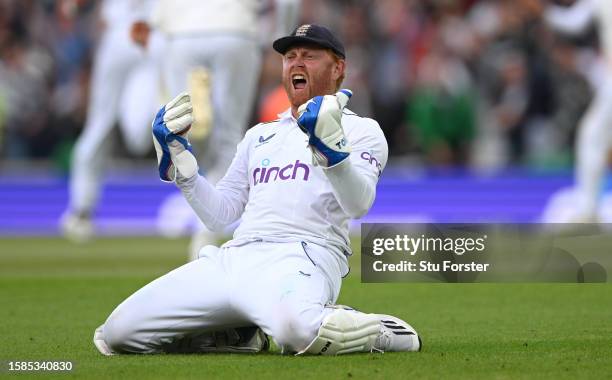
left=285, top=85, right=309, bottom=109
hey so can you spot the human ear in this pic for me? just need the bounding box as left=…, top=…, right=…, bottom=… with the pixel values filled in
left=332, top=59, right=345, bottom=82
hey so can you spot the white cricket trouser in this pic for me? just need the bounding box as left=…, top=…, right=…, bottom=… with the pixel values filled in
left=575, top=67, right=612, bottom=217
left=100, top=241, right=342, bottom=353
left=69, top=28, right=161, bottom=214
left=162, top=34, right=262, bottom=183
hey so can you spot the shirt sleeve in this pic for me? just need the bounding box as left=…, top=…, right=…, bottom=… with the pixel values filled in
left=175, top=132, right=251, bottom=231
left=323, top=116, right=388, bottom=219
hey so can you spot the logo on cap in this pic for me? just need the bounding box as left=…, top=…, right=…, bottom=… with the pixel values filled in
left=295, top=24, right=311, bottom=37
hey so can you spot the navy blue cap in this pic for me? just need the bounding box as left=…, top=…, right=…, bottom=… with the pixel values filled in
left=273, top=24, right=346, bottom=59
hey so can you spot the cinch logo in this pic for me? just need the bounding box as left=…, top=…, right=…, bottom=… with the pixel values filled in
left=361, top=151, right=382, bottom=177
left=253, top=159, right=310, bottom=186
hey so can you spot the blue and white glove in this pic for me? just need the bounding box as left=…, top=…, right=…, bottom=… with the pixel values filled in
left=297, top=89, right=352, bottom=168
left=152, top=93, right=198, bottom=182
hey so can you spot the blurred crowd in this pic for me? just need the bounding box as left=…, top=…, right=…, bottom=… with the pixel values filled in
left=0, top=0, right=599, bottom=169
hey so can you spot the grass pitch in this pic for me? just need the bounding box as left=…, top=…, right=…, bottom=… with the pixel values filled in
left=0, top=237, right=610, bottom=379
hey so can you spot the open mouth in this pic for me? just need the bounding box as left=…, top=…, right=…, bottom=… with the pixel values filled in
left=292, top=74, right=307, bottom=90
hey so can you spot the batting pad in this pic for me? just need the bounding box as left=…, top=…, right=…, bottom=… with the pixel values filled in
left=298, top=307, right=381, bottom=355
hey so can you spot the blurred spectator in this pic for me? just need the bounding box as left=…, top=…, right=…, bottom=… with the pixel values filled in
left=470, top=0, right=555, bottom=166
left=405, top=1, right=476, bottom=165
left=547, top=34, right=593, bottom=164
left=0, top=1, right=52, bottom=157
left=368, top=0, right=418, bottom=156
left=0, top=0, right=94, bottom=160
left=406, top=38, right=476, bottom=165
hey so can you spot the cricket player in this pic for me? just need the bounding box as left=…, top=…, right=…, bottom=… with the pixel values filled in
left=143, top=0, right=301, bottom=259
left=94, top=25, right=421, bottom=355
left=61, top=0, right=162, bottom=241
left=545, top=0, right=612, bottom=221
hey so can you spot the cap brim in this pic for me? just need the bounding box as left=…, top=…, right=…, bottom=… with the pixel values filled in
left=273, top=36, right=345, bottom=58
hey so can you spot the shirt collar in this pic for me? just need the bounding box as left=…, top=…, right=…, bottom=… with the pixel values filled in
left=278, top=108, right=295, bottom=122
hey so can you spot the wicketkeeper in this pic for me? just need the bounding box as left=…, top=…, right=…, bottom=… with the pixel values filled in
left=94, top=24, right=421, bottom=355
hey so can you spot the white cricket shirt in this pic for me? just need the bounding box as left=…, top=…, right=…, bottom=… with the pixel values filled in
left=179, top=108, right=388, bottom=273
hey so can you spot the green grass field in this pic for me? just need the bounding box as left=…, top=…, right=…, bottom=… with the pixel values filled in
left=1, top=237, right=611, bottom=379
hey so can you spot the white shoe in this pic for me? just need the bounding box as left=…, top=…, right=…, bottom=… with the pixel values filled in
left=93, top=325, right=114, bottom=356
left=60, top=212, right=93, bottom=243
left=374, top=314, right=421, bottom=352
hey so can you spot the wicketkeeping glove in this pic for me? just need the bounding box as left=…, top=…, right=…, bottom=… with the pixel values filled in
left=297, top=89, right=352, bottom=168
left=152, top=92, right=198, bottom=182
